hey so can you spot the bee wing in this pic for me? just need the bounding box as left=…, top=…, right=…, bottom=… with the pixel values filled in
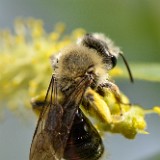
left=30, top=104, right=66, bottom=160
left=30, top=75, right=92, bottom=160
left=30, top=75, right=63, bottom=160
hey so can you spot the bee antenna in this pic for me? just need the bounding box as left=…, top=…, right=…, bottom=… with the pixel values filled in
left=119, top=53, right=134, bottom=83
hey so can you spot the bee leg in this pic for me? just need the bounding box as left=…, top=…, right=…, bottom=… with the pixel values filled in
left=96, top=86, right=106, bottom=97
left=100, top=81, right=127, bottom=115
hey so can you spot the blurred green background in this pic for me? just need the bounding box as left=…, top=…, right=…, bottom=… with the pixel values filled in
left=0, top=0, right=160, bottom=160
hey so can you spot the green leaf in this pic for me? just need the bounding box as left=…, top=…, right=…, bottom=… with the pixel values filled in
left=117, top=63, right=160, bottom=82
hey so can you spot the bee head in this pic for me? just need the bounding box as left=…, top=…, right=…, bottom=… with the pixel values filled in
left=78, top=33, right=134, bottom=82
left=78, top=33, right=118, bottom=70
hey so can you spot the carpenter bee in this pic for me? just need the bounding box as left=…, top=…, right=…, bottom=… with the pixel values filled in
left=30, top=33, right=133, bottom=160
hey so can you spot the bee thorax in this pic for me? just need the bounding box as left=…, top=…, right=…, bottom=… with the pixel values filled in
left=54, top=44, right=108, bottom=94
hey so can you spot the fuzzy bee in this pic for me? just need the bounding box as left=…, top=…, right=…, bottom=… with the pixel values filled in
left=30, top=33, right=133, bottom=160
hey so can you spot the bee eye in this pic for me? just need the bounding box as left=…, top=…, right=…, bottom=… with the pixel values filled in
left=111, top=55, right=117, bottom=68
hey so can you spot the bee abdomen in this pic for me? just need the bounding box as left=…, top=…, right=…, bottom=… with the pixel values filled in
left=64, top=109, right=104, bottom=160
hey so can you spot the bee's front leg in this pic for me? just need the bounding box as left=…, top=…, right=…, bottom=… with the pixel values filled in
left=100, top=80, right=130, bottom=115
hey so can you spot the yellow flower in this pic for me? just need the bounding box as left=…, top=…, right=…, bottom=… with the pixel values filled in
left=81, top=89, right=148, bottom=139
left=153, top=106, right=160, bottom=115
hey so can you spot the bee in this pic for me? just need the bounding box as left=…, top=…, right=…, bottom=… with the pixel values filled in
left=30, top=33, right=133, bottom=160
left=52, top=33, right=133, bottom=109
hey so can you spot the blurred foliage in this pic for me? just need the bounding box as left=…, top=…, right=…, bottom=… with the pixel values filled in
left=141, top=152, right=160, bottom=160
left=118, top=63, right=160, bottom=82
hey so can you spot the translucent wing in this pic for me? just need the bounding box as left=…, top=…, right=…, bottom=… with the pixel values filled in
left=30, top=75, right=92, bottom=160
